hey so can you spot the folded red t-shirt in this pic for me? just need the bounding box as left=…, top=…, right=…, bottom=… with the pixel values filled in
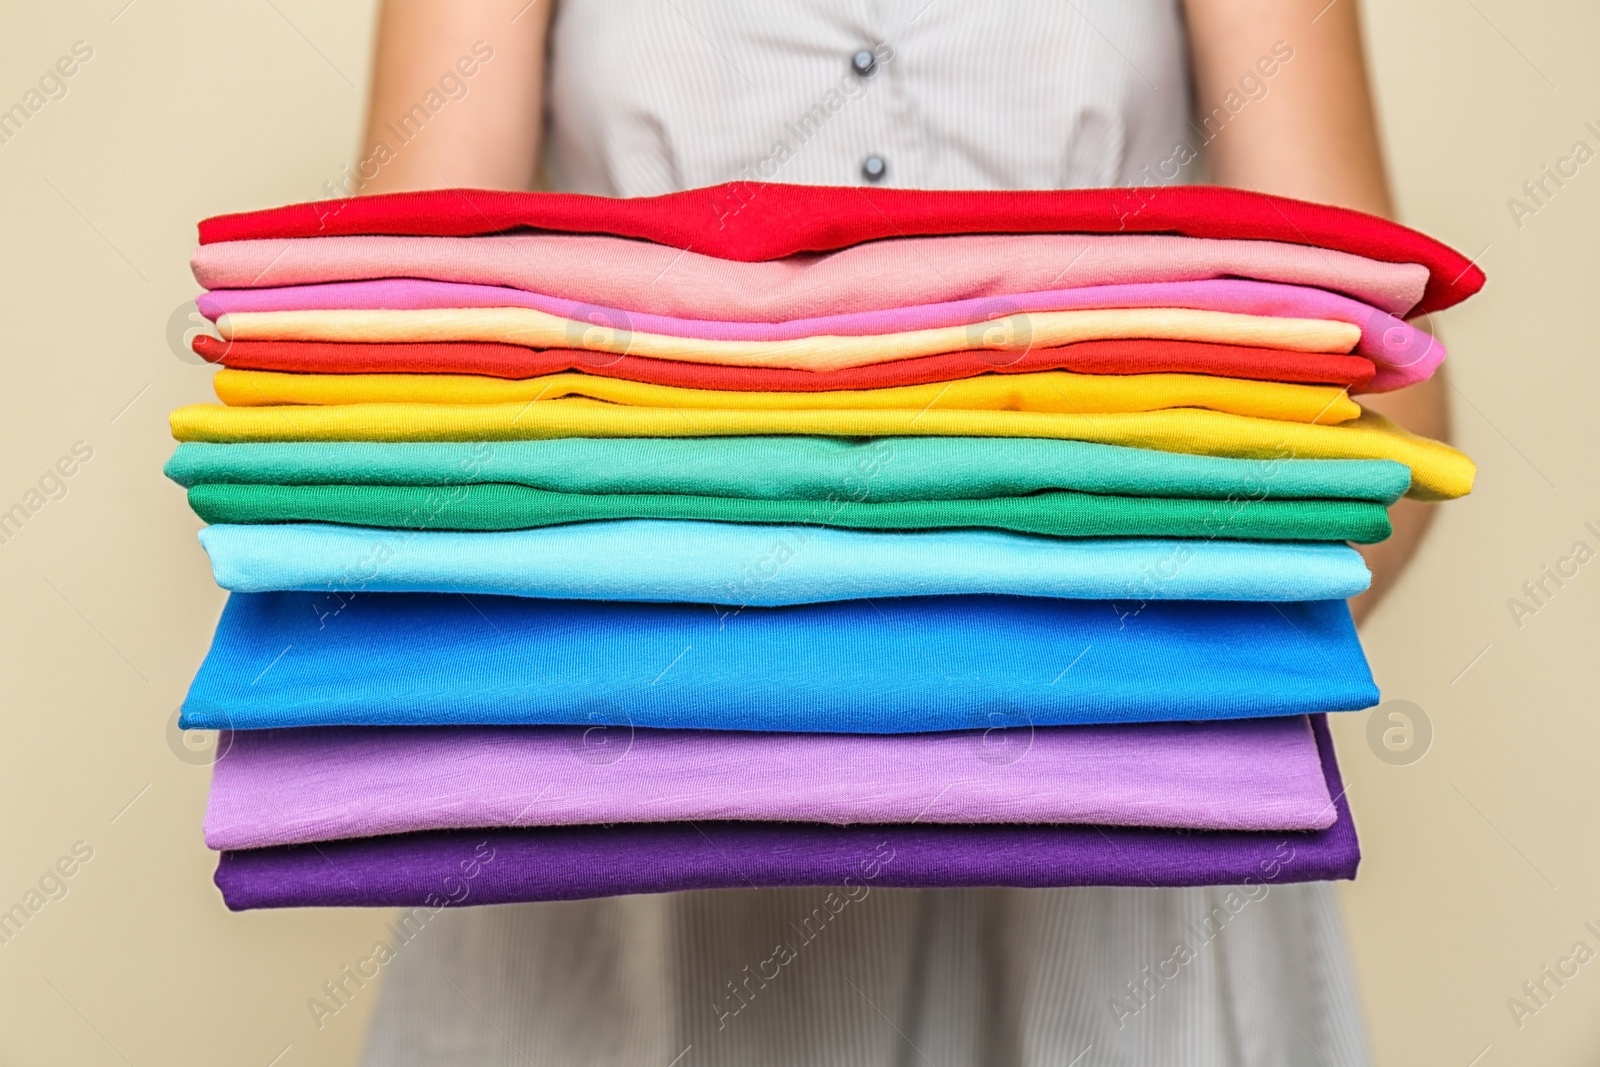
left=193, top=335, right=1377, bottom=392
left=196, top=184, right=1483, bottom=315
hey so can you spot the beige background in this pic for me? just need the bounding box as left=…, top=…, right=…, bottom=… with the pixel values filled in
left=0, top=1, right=1595, bottom=1063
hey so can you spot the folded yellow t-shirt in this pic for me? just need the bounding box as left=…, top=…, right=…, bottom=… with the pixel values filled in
left=213, top=369, right=1362, bottom=426
left=216, top=306, right=1361, bottom=372
left=169, top=404, right=1473, bottom=500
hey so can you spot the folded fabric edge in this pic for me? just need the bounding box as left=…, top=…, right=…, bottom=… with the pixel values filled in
left=159, top=442, right=1415, bottom=504
left=193, top=521, right=1375, bottom=605
left=177, top=687, right=1380, bottom=734
left=179, top=485, right=1396, bottom=544
left=200, top=715, right=1343, bottom=849
left=186, top=335, right=1387, bottom=393
left=192, top=183, right=1482, bottom=315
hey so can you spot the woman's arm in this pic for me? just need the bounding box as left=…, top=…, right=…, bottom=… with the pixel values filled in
left=358, top=0, right=552, bottom=194
left=1183, top=0, right=1448, bottom=622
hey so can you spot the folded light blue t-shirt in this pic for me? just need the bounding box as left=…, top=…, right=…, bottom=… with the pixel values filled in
left=198, top=521, right=1371, bottom=605
left=180, top=593, right=1379, bottom=733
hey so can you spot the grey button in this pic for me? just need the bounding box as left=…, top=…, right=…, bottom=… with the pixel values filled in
left=861, top=155, right=887, bottom=183
left=852, top=49, right=877, bottom=77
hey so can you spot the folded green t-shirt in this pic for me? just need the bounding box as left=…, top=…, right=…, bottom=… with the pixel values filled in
left=166, top=436, right=1411, bottom=503
left=187, top=482, right=1391, bottom=542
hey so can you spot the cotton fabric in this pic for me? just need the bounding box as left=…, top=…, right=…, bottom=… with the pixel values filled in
left=184, top=482, right=1394, bottom=543
left=203, top=715, right=1337, bottom=850
left=189, top=231, right=1432, bottom=317
left=179, top=593, right=1379, bottom=733
left=196, top=521, right=1373, bottom=604
left=167, top=404, right=1475, bottom=500
left=195, top=183, right=1483, bottom=314
left=215, top=306, right=1367, bottom=374
left=164, top=438, right=1415, bottom=502
left=192, top=335, right=1382, bottom=391
left=210, top=714, right=1354, bottom=907
left=544, top=0, right=1192, bottom=196
left=197, top=278, right=1437, bottom=390
left=213, top=368, right=1362, bottom=425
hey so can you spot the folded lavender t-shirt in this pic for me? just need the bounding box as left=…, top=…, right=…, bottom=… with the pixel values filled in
left=203, top=716, right=1336, bottom=850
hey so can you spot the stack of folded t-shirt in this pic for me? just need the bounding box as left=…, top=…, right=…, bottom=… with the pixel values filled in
left=168, top=183, right=1481, bottom=909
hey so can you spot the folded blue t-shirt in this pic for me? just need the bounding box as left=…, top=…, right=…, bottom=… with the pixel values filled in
left=181, top=593, right=1378, bottom=733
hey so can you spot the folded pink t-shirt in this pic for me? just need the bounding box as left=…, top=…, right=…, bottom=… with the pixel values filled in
left=190, top=231, right=1431, bottom=318
left=203, top=717, right=1337, bottom=850
left=198, top=278, right=1442, bottom=391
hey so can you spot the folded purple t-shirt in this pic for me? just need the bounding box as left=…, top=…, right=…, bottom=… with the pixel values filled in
left=204, top=716, right=1336, bottom=850
left=211, top=716, right=1356, bottom=908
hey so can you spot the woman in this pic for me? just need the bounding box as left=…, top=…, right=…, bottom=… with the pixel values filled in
left=352, top=3, right=1443, bottom=1062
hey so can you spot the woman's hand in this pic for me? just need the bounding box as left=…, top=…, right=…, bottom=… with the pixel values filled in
left=1184, top=0, right=1448, bottom=622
